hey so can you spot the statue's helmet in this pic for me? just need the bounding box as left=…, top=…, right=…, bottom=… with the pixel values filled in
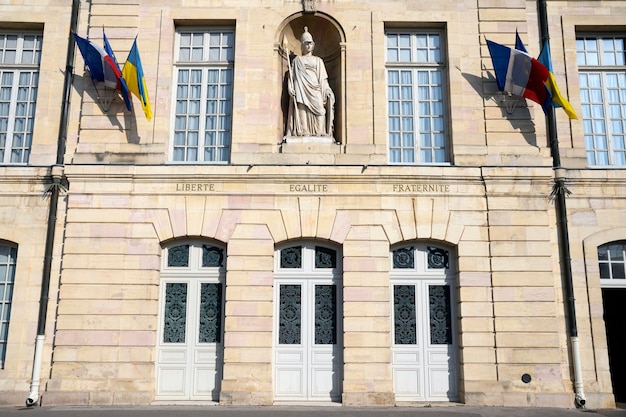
left=300, top=26, right=313, bottom=43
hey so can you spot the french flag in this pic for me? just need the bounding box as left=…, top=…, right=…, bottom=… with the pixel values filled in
left=74, top=33, right=132, bottom=111
left=486, top=39, right=551, bottom=113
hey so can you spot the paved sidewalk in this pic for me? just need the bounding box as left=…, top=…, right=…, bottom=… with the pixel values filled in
left=0, top=405, right=624, bottom=417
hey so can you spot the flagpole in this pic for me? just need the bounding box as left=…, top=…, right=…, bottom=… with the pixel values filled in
left=537, top=0, right=586, bottom=408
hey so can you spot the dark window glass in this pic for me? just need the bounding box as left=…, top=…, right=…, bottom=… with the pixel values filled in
left=394, top=285, right=417, bottom=344
left=281, top=246, right=302, bottom=269
left=163, top=283, right=187, bottom=343
left=279, top=284, right=301, bottom=344
left=199, top=283, right=222, bottom=343
left=429, top=285, right=452, bottom=345
left=168, top=245, right=189, bottom=267
left=315, top=285, right=336, bottom=344
left=315, top=246, right=336, bottom=269
left=393, top=247, right=414, bottom=269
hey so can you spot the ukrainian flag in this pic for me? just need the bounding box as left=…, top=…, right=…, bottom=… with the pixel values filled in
left=538, top=41, right=578, bottom=120
left=122, top=38, right=152, bottom=121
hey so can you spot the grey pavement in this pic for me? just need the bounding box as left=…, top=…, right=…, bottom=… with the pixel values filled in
left=0, top=405, right=625, bottom=417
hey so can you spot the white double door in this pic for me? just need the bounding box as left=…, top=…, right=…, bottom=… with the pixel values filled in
left=274, top=278, right=342, bottom=402
left=156, top=278, right=224, bottom=401
left=391, top=278, right=458, bottom=401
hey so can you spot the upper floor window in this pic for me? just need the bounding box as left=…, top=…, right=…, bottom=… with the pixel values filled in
left=577, top=35, right=626, bottom=167
left=386, top=31, right=449, bottom=164
left=598, top=241, right=626, bottom=286
left=171, top=28, right=234, bottom=163
left=0, top=32, right=41, bottom=165
left=0, top=242, right=17, bottom=368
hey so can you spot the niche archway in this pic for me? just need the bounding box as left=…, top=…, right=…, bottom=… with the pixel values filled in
left=277, top=13, right=345, bottom=144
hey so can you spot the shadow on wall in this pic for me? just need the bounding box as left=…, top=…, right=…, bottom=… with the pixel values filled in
left=71, top=71, right=141, bottom=145
left=459, top=66, right=538, bottom=148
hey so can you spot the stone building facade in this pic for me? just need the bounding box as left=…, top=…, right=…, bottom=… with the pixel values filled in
left=0, top=0, right=624, bottom=409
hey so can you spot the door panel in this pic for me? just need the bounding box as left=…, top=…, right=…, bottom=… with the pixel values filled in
left=274, top=281, right=341, bottom=401
left=392, top=280, right=458, bottom=401
left=156, top=280, right=223, bottom=401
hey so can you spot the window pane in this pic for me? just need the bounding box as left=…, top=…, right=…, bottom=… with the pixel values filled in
left=598, top=242, right=626, bottom=280
left=612, top=264, right=625, bottom=279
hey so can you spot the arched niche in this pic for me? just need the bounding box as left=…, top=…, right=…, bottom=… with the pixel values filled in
left=277, top=12, right=346, bottom=144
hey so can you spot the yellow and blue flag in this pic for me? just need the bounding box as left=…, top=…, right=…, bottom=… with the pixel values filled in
left=537, top=41, right=578, bottom=120
left=513, top=33, right=577, bottom=119
left=122, top=38, right=152, bottom=121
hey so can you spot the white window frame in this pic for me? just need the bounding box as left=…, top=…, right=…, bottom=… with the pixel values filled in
left=169, top=27, right=234, bottom=164
left=0, top=31, right=41, bottom=165
left=385, top=30, right=450, bottom=165
left=598, top=241, right=626, bottom=287
left=577, top=33, right=626, bottom=167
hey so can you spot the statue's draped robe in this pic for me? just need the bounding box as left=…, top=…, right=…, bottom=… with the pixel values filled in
left=287, top=54, right=334, bottom=137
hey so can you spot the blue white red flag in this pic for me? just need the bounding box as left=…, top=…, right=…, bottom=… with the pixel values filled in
left=486, top=38, right=551, bottom=113
left=74, top=33, right=122, bottom=90
left=102, top=30, right=133, bottom=111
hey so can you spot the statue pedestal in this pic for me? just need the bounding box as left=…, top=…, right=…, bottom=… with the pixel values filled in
left=283, top=135, right=336, bottom=144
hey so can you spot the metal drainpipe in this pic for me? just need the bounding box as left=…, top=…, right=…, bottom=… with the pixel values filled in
left=536, top=0, right=586, bottom=408
left=26, top=0, right=80, bottom=406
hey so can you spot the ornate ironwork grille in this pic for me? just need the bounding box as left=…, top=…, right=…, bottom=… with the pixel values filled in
left=427, top=247, right=449, bottom=269
left=393, top=285, right=417, bottom=344
left=315, top=285, right=336, bottom=344
left=164, top=283, right=187, bottom=343
left=202, top=245, right=224, bottom=267
left=199, top=283, right=222, bottom=343
left=315, top=246, right=337, bottom=269
left=393, top=247, right=414, bottom=269
left=168, top=245, right=190, bottom=267
left=281, top=246, right=302, bottom=269
left=429, top=285, right=452, bottom=344
left=279, top=284, right=301, bottom=344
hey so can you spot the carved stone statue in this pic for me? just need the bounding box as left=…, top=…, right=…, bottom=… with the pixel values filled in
left=285, top=27, right=335, bottom=139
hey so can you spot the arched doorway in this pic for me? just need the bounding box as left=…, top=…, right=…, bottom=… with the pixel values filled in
left=155, top=240, right=226, bottom=401
left=390, top=242, right=459, bottom=402
left=273, top=241, right=343, bottom=402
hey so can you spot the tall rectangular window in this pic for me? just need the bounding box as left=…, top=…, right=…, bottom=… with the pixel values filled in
left=386, top=31, right=448, bottom=164
left=171, top=29, right=234, bottom=163
left=0, top=32, right=41, bottom=165
left=577, top=35, right=626, bottom=166
left=0, top=243, right=17, bottom=368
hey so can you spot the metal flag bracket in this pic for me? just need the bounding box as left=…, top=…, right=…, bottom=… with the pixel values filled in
left=497, top=91, right=521, bottom=114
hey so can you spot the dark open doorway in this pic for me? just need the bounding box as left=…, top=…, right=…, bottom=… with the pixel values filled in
left=602, top=288, right=626, bottom=404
